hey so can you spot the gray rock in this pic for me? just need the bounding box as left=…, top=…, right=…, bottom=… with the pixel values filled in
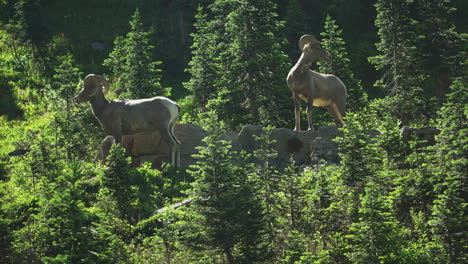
left=400, top=126, right=440, bottom=146
left=95, top=124, right=440, bottom=170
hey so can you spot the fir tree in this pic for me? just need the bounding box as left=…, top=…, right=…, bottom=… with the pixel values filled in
left=346, top=178, right=403, bottom=263
left=189, top=125, right=269, bottom=263
left=319, top=15, right=368, bottom=112
left=103, top=35, right=126, bottom=89
left=52, top=54, right=81, bottom=115
left=12, top=163, right=103, bottom=263
left=336, top=112, right=383, bottom=186
left=414, top=0, right=467, bottom=97
left=51, top=54, right=94, bottom=161
left=104, top=9, right=168, bottom=99
left=182, top=7, right=219, bottom=122
left=102, top=145, right=135, bottom=223
left=429, top=79, right=467, bottom=262
left=370, top=0, right=433, bottom=124
left=207, top=0, right=292, bottom=129
left=284, top=0, right=308, bottom=61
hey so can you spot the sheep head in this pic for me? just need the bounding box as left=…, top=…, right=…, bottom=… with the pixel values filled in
left=74, top=74, right=109, bottom=104
left=299, top=35, right=331, bottom=62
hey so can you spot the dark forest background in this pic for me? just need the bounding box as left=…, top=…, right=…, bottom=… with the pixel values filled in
left=0, top=0, right=466, bottom=263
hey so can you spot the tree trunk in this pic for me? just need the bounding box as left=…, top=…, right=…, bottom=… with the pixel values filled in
left=224, top=247, right=235, bottom=264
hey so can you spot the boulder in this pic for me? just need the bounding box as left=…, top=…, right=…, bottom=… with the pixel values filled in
left=99, top=124, right=342, bottom=169
left=400, top=126, right=440, bottom=146
left=96, top=124, right=437, bottom=170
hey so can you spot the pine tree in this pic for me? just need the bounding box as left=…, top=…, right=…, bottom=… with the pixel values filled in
left=414, top=0, right=466, bottom=97
left=12, top=163, right=103, bottom=263
left=346, top=178, right=403, bottom=263
left=429, top=79, right=467, bottom=262
left=207, top=0, right=292, bottom=129
left=104, top=9, right=168, bottom=99
left=370, top=0, right=433, bottom=124
left=319, top=15, right=368, bottom=112
left=102, top=144, right=135, bottom=223
left=336, top=112, right=383, bottom=186
left=284, top=0, right=308, bottom=61
left=52, top=54, right=81, bottom=115
left=51, top=54, right=94, bottom=161
left=182, top=7, right=219, bottom=122
left=103, top=35, right=126, bottom=89
left=189, top=127, right=269, bottom=263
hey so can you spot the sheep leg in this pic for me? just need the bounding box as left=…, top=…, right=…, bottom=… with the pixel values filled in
left=169, top=121, right=181, bottom=168
left=306, top=97, right=314, bottom=131
left=160, top=129, right=177, bottom=167
left=175, top=144, right=180, bottom=169
left=337, top=99, right=346, bottom=118
left=168, top=121, right=181, bottom=168
left=293, top=95, right=301, bottom=131
left=112, top=118, right=123, bottom=144
left=326, top=103, right=344, bottom=126
left=169, top=121, right=181, bottom=145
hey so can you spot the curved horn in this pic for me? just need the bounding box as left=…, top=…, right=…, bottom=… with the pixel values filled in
left=96, top=75, right=110, bottom=95
left=83, top=74, right=100, bottom=95
left=299, top=35, right=319, bottom=51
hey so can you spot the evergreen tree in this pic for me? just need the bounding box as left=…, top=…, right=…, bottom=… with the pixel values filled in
left=12, top=163, right=103, bottom=263
left=346, top=178, right=403, bottom=263
left=182, top=7, right=219, bottom=122
left=336, top=112, right=383, bottom=186
left=103, top=35, right=126, bottom=89
left=414, top=0, right=467, bottom=97
left=370, top=0, right=433, bottom=124
left=207, top=0, right=292, bottom=129
left=104, top=9, right=168, bottom=99
left=101, top=145, right=135, bottom=223
left=319, top=15, right=368, bottom=112
left=52, top=54, right=81, bottom=115
left=429, top=79, right=467, bottom=262
left=51, top=54, right=97, bottom=161
left=284, top=0, right=308, bottom=61
left=189, top=127, right=269, bottom=263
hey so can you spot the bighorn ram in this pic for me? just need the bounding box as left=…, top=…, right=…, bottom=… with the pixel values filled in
left=75, top=74, right=181, bottom=167
left=287, top=35, right=347, bottom=131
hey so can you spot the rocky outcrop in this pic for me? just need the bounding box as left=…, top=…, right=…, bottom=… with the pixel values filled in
left=118, top=124, right=342, bottom=169
left=400, top=126, right=440, bottom=147
left=96, top=124, right=439, bottom=169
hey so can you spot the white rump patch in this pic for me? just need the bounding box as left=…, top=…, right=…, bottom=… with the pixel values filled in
left=157, top=97, right=179, bottom=122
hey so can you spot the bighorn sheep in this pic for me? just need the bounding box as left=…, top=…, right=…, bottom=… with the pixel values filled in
left=75, top=74, right=181, bottom=167
left=287, top=35, right=347, bottom=131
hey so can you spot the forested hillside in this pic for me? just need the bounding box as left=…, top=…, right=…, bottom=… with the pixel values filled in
left=0, top=0, right=467, bottom=263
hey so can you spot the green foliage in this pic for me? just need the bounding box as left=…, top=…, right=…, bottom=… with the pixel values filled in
left=319, top=15, right=368, bottom=112
left=101, top=144, right=135, bottom=223
left=181, top=7, right=219, bottom=123
left=346, top=179, right=404, bottom=263
left=412, top=0, right=467, bottom=96
left=189, top=132, right=269, bottom=263
left=336, top=111, right=383, bottom=185
left=203, top=0, right=292, bottom=129
left=0, top=1, right=467, bottom=263
left=429, top=79, right=467, bottom=262
left=104, top=9, right=168, bottom=99
left=284, top=0, right=307, bottom=61
left=51, top=54, right=81, bottom=112
left=10, top=162, right=105, bottom=263
left=370, top=0, right=465, bottom=125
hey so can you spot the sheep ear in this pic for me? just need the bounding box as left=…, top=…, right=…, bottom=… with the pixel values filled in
left=299, top=35, right=319, bottom=51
